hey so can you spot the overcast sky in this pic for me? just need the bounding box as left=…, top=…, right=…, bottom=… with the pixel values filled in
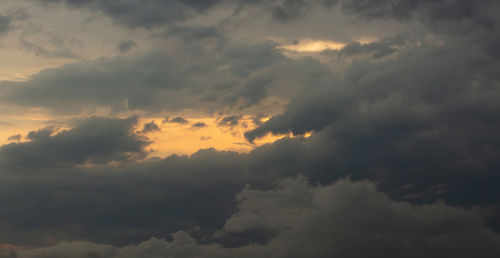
left=1, top=0, right=500, bottom=257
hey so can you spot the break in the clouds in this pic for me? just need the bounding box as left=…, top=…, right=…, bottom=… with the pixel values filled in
left=1, top=0, right=500, bottom=257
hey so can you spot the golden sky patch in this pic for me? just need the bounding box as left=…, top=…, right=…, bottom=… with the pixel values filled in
left=141, top=116, right=286, bottom=157
left=279, top=39, right=345, bottom=52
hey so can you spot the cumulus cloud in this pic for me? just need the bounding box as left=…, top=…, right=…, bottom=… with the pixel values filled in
left=0, top=116, right=148, bottom=169
left=11, top=177, right=500, bottom=258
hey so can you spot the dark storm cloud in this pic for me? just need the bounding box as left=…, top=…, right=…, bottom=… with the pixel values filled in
left=0, top=116, right=148, bottom=169
left=9, top=177, right=500, bottom=258
left=117, top=39, right=137, bottom=53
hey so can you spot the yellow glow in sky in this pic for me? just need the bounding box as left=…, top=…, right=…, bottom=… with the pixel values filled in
left=141, top=116, right=287, bottom=157
left=279, top=40, right=345, bottom=52
left=0, top=114, right=292, bottom=159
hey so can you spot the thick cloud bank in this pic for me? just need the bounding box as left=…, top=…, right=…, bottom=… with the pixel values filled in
left=7, top=178, right=500, bottom=258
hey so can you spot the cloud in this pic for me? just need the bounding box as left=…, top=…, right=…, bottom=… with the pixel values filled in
left=11, top=177, right=500, bottom=258
left=7, top=134, right=20, bottom=142
left=33, top=0, right=222, bottom=28
left=0, top=41, right=308, bottom=114
left=0, top=15, right=11, bottom=35
left=167, top=117, right=189, bottom=124
left=1, top=0, right=500, bottom=254
left=242, top=0, right=500, bottom=212
left=192, top=122, right=208, bottom=128
left=138, top=120, right=161, bottom=133
left=117, top=40, right=137, bottom=53
left=32, top=0, right=339, bottom=30
left=340, top=0, right=496, bottom=26
left=0, top=116, right=148, bottom=169
left=0, top=148, right=253, bottom=246
left=218, top=115, right=241, bottom=127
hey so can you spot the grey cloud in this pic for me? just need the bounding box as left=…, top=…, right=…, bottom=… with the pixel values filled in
left=26, top=126, right=54, bottom=140
left=1, top=0, right=500, bottom=253
left=167, top=116, right=189, bottom=124
left=192, top=122, right=207, bottom=128
left=34, top=0, right=221, bottom=28
left=334, top=33, right=409, bottom=59
left=339, top=0, right=499, bottom=30
left=218, top=115, right=241, bottom=127
left=0, top=52, right=185, bottom=113
left=0, top=41, right=302, bottom=114
left=242, top=0, right=500, bottom=214
left=31, top=0, right=498, bottom=31
left=0, top=148, right=252, bottom=246
left=166, top=26, right=226, bottom=45
left=138, top=120, right=161, bottom=133
left=0, top=15, right=11, bottom=35
left=18, top=25, right=82, bottom=60
left=11, top=177, right=500, bottom=258
left=0, top=110, right=499, bottom=247
left=117, top=39, right=137, bottom=53
left=32, top=0, right=338, bottom=29
left=270, top=0, right=312, bottom=22
left=250, top=114, right=266, bottom=126
left=224, top=41, right=286, bottom=77
left=7, top=134, right=20, bottom=142
left=0, top=116, right=148, bottom=169
left=20, top=37, right=80, bottom=59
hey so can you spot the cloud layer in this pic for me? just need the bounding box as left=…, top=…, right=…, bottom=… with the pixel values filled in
left=0, top=0, right=500, bottom=256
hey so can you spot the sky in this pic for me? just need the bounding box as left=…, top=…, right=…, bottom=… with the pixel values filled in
left=1, top=0, right=500, bottom=257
